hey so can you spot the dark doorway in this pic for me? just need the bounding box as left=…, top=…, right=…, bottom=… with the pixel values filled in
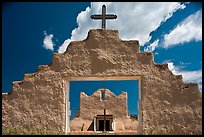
left=106, top=120, right=110, bottom=131
left=98, top=120, right=110, bottom=131
left=99, top=120, right=104, bottom=131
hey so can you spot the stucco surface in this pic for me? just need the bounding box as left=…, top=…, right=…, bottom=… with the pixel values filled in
left=80, top=89, right=128, bottom=119
left=2, top=29, right=202, bottom=134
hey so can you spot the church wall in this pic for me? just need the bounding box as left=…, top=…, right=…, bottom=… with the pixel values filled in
left=2, top=29, right=202, bottom=134
left=79, top=89, right=128, bottom=120
left=2, top=71, right=67, bottom=132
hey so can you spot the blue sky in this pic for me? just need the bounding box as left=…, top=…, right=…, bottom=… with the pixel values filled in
left=2, top=2, right=202, bottom=117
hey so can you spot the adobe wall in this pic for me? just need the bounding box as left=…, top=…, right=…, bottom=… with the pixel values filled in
left=80, top=89, right=128, bottom=119
left=2, top=29, right=202, bottom=134
left=2, top=73, right=67, bottom=131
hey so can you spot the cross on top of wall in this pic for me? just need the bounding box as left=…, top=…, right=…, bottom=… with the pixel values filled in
left=91, top=5, right=117, bottom=29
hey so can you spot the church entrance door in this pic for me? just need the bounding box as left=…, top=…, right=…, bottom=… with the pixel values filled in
left=96, top=115, right=113, bottom=131
left=99, top=120, right=104, bottom=131
left=98, top=120, right=110, bottom=131
left=106, top=120, right=110, bottom=131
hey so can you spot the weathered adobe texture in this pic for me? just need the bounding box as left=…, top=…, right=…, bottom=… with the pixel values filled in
left=2, top=29, right=202, bottom=134
left=70, top=89, right=138, bottom=131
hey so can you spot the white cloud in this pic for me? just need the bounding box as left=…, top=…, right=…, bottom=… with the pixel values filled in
left=58, top=39, right=73, bottom=53
left=58, top=2, right=186, bottom=53
left=163, top=10, right=202, bottom=48
left=43, top=31, right=55, bottom=51
left=168, top=62, right=176, bottom=72
left=181, top=70, right=202, bottom=83
left=144, top=39, right=159, bottom=52
left=167, top=61, right=202, bottom=92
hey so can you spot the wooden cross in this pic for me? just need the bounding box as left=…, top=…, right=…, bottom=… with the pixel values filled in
left=91, top=5, right=117, bottom=29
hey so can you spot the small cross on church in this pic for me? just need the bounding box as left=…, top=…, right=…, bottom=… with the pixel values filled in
left=91, top=5, right=117, bottom=29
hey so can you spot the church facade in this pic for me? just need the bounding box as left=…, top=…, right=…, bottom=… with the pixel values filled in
left=2, top=29, right=202, bottom=135
left=70, top=88, right=138, bottom=132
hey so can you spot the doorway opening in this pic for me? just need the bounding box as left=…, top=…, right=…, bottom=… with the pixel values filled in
left=95, top=115, right=113, bottom=131
left=98, top=120, right=109, bottom=131
left=65, top=76, right=142, bottom=134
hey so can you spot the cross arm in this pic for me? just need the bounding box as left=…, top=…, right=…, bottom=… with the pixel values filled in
left=105, top=14, right=117, bottom=19
left=90, top=15, right=103, bottom=19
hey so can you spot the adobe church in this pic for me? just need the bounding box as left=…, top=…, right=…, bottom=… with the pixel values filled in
left=70, top=88, right=138, bottom=132
left=2, top=5, right=202, bottom=135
